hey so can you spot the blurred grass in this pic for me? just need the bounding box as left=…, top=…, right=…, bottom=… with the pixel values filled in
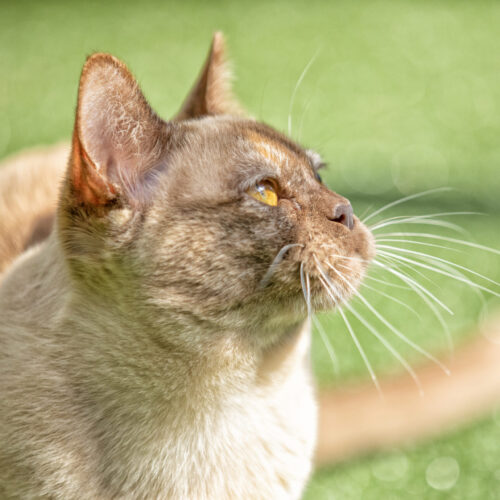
left=1, top=0, right=499, bottom=498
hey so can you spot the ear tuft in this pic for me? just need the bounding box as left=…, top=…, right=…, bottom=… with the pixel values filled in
left=175, top=32, right=244, bottom=120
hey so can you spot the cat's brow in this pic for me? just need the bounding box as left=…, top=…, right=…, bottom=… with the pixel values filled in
left=246, top=130, right=299, bottom=166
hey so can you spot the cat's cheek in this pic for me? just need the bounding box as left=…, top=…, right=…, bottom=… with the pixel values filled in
left=277, top=199, right=300, bottom=224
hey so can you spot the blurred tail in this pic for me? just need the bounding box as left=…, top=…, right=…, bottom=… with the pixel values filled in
left=0, top=143, right=68, bottom=277
left=316, top=317, right=500, bottom=466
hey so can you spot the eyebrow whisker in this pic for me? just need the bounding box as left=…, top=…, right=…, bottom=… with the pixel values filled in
left=287, top=50, right=320, bottom=137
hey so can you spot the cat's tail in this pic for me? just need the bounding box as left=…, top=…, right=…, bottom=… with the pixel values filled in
left=0, top=143, right=68, bottom=276
left=315, top=314, right=500, bottom=466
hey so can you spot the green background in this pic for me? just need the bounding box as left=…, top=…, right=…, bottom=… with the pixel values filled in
left=1, top=1, right=499, bottom=498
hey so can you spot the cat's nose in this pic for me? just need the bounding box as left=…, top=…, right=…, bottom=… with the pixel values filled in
left=329, top=201, right=354, bottom=230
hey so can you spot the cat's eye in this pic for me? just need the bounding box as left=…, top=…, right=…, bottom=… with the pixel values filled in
left=247, top=179, right=278, bottom=207
left=314, top=171, right=323, bottom=183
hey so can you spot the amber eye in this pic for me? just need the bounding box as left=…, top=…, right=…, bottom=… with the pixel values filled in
left=247, top=179, right=278, bottom=207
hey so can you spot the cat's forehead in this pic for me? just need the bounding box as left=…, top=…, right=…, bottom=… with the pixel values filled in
left=242, top=122, right=320, bottom=170
left=177, top=117, right=320, bottom=173
left=245, top=129, right=301, bottom=169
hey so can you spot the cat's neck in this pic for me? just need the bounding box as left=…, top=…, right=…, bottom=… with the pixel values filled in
left=1, top=231, right=312, bottom=427
left=3, top=235, right=309, bottom=392
left=61, top=293, right=311, bottom=400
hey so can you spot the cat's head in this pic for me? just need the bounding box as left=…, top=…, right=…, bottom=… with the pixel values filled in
left=59, top=33, right=374, bottom=345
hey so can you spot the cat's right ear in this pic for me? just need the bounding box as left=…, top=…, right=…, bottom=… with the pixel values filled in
left=66, top=53, right=168, bottom=211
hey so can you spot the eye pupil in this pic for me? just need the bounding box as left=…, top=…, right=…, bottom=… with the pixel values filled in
left=315, top=171, right=322, bottom=183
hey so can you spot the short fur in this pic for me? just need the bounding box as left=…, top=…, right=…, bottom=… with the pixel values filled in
left=0, top=33, right=372, bottom=499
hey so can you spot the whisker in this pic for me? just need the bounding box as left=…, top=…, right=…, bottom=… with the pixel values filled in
left=327, top=250, right=410, bottom=289
left=376, top=245, right=500, bottom=289
left=359, top=204, right=375, bottom=221
left=373, top=258, right=453, bottom=314
left=426, top=258, right=488, bottom=310
left=373, top=258, right=453, bottom=356
left=375, top=232, right=500, bottom=256
left=316, top=270, right=381, bottom=394
left=377, top=249, right=496, bottom=351
left=371, top=218, right=468, bottom=235
left=360, top=281, right=421, bottom=318
left=287, top=50, right=320, bottom=137
left=375, top=238, right=464, bottom=254
left=338, top=307, right=382, bottom=395
left=362, top=187, right=453, bottom=225
left=299, top=261, right=312, bottom=317
left=377, top=252, right=442, bottom=290
left=362, top=274, right=411, bottom=290
left=325, top=260, right=451, bottom=374
left=297, top=98, right=313, bottom=143
left=377, top=250, right=500, bottom=299
left=312, top=315, right=339, bottom=375
left=316, top=269, right=343, bottom=308
left=321, top=247, right=372, bottom=264
left=306, top=272, right=312, bottom=315
left=260, top=243, right=303, bottom=288
left=377, top=248, right=500, bottom=345
left=346, top=302, right=424, bottom=396
left=369, top=211, right=482, bottom=231
left=330, top=248, right=454, bottom=342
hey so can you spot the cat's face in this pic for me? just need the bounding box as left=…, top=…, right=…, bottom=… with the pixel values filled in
left=60, top=34, right=374, bottom=344
left=140, top=118, right=374, bottom=329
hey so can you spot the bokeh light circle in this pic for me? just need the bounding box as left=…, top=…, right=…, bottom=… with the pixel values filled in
left=426, top=456, right=460, bottom=491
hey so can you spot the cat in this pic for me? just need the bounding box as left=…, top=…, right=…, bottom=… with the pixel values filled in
left=0, top=32, right=373, bottom=499
left=1, top=32, right=499, bottom=499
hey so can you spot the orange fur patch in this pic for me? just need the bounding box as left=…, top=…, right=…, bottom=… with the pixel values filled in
left=246, top=130, right=295, bottom=166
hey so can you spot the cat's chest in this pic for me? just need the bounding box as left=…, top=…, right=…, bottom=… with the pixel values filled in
left=101, top=363, right=317, bottom=500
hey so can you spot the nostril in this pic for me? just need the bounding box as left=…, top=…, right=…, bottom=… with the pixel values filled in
left=330, top=202, right=354, bottom=230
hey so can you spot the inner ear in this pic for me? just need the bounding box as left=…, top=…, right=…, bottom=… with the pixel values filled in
left=70, top=53, right=168, bottom=208
left=174, top=32, right=244, bottom=121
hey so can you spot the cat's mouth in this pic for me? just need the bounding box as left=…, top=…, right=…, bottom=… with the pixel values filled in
left=299, top=254, right=369, bottom=312
left=296, top=219, right=375, bottom=312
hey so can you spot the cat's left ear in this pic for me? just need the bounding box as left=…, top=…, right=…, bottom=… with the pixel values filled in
left=67, top=53, right=168, bottom=209
left=174, top=32, right=244, bottom=120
